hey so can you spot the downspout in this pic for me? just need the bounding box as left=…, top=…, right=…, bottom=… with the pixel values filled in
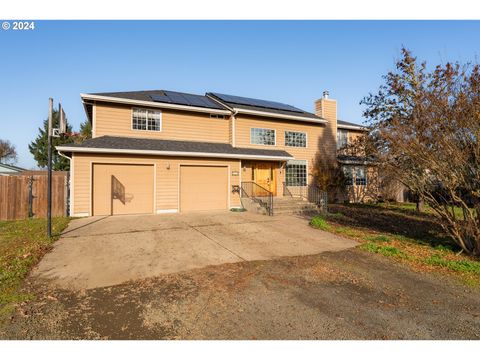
left=231, top=109, right=238, bottom=148
left=57, top=150, right=72, bottom=162
left=205, top=93, right=236, bottom=147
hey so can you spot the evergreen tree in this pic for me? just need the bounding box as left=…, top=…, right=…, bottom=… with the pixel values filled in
left=28, top=109, right=74, bottom=171
left=78, top=119, right=92, bottom=142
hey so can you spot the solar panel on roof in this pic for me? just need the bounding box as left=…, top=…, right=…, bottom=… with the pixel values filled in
left=150, top=93, right=173, bottom=103
left=150, top=91, right=222, bottom=109
left=164, top=91, right=189, bottom=105
left=210, top=92, right=303, bottom=113
left=182, top=93, right=210, bottom=107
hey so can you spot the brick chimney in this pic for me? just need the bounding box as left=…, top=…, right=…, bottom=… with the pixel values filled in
left=315, top=91, right=338, bottom=163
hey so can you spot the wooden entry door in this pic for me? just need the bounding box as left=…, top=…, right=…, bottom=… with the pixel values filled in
left=253, top=162, right=276, bottom=195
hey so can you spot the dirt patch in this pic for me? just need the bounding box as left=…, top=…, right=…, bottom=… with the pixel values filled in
left=1, top=249, right=479, bottom=339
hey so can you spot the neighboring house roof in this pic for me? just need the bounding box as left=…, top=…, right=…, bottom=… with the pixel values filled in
left=0, top=163, right=25, bottom=174
left=337, top=155, right=376, bottom=165
left=206, top=92, right=326, bottom=123
left=337, top=119, right=366, bottom=131
left=57, top=136, right=294, bottom=161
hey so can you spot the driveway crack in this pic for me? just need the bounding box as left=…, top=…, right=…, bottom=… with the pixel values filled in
left=189, top=225, right=246, bottom=262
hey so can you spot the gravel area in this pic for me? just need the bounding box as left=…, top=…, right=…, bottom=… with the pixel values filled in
left=2, top=248, right=479, bottom=340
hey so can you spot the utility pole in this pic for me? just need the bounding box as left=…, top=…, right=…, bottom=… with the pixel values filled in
left=47, top=98, right=53, bottom=237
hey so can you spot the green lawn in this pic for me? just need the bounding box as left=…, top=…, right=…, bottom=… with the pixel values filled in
left=310, top=203, right=480, bottom=286
left=0, top=217, right=71, bottom=320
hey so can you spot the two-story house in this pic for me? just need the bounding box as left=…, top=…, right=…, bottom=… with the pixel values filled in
left=57, top=89, right=371, bottom=217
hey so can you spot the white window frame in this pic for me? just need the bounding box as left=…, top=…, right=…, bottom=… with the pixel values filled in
left=337, top=129, right=348, bottom=149
left=131, top=107, right=162, bottom=132
left=355, top=166, right=367, bottom=186
left=250, top=127, right=276, bottom=146
left=284, top=130, right=307, bottom=148
left=342, top=165, right=354, bottom=186
left=285, top=159, right=308, bottom=186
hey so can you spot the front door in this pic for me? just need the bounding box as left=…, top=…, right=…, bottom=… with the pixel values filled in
left=253, top=162, right=276, bottom=195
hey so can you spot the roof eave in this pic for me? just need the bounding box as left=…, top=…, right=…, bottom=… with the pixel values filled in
left=337, top=158, right=377, bottom=166
left=337, top=124, right=368, bottom=131
left=56, top=146, right=294, bottom=161
left=233, top=107, right=327, bottom=123
left=80, top=93, right=231, bottom=115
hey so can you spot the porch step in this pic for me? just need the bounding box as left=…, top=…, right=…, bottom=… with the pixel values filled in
left=241, top=196, right=321, bottom=216
left=273, top=197, right=320, bottom=215
left=240, top=197, right=268, bottom=215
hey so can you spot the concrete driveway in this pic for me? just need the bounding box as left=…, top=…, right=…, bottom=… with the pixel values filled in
left=32, top=211, right=357, bottom=290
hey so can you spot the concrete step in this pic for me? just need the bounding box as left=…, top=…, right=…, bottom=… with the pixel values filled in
left=274, top=208, right=320, bottom=215
left=272, top=197, right=320, bottom=215
left=274, top=202, right=318, bottom=208
left=274, top=197, right=307, bottom=202
left=242, top=196, right=319, bottom=216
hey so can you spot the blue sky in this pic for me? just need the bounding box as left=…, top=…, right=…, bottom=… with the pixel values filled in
left=1, top=20, right=479, bottom=168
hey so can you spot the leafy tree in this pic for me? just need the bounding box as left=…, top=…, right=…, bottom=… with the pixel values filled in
left=0, top=139, right=17, bottom=164
left=311, top=155, right=347, bottom=203
left=28, top=109, right=74, bottom=171
left=361, top=47, right=480, bottom=256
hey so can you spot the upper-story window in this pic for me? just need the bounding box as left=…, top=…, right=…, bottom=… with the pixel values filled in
left=337, top=129, right=348, bottom=149
left=132, top=108, right=162, bottom=131
left=285, top=131, right=307, bottom=147
left=251, top=128, right=275, bottom=146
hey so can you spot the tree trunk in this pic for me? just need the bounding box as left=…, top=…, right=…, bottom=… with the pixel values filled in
left=416, top=198, right=424, bottom=212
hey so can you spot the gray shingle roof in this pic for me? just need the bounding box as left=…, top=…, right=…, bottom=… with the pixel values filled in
left=337, top=119, right=365, bottom=128
left=206, top=92, right=322, bottom=121
left=91, top=90, right=226, bottom=110
left=63, top=136, right=293, bottom=159
left=0, top=163, right=25, bottom=172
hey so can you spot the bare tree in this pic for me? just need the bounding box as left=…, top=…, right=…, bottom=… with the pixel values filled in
left=361, top=48, right=480, bottom=256
left=0, top=139, right=17, bottom=164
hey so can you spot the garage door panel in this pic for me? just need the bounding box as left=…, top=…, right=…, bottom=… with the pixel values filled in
left=93, top=164, right=154, bottom=216
left=180, top=166, right=228, bottom=212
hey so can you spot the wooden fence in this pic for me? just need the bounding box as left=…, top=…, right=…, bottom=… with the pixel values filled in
left=0, top=172, right=68, bottom=220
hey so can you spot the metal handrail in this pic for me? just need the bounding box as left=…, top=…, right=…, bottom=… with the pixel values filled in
left=282, top=182, right=328, bottom=212
left=240, top=181, right=274, bottom=216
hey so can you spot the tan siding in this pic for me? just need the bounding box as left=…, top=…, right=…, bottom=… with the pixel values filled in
left=94, top=102, right=230, bottom=143
left=314, top=98, right=337, bottom=165
left=92, top=164, right=154, bottom=215
left=72, top=153, right=240, bottom=216
left=234, top=114, right=336, bottom=184
left=180, top=166, right=228, bottom=212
